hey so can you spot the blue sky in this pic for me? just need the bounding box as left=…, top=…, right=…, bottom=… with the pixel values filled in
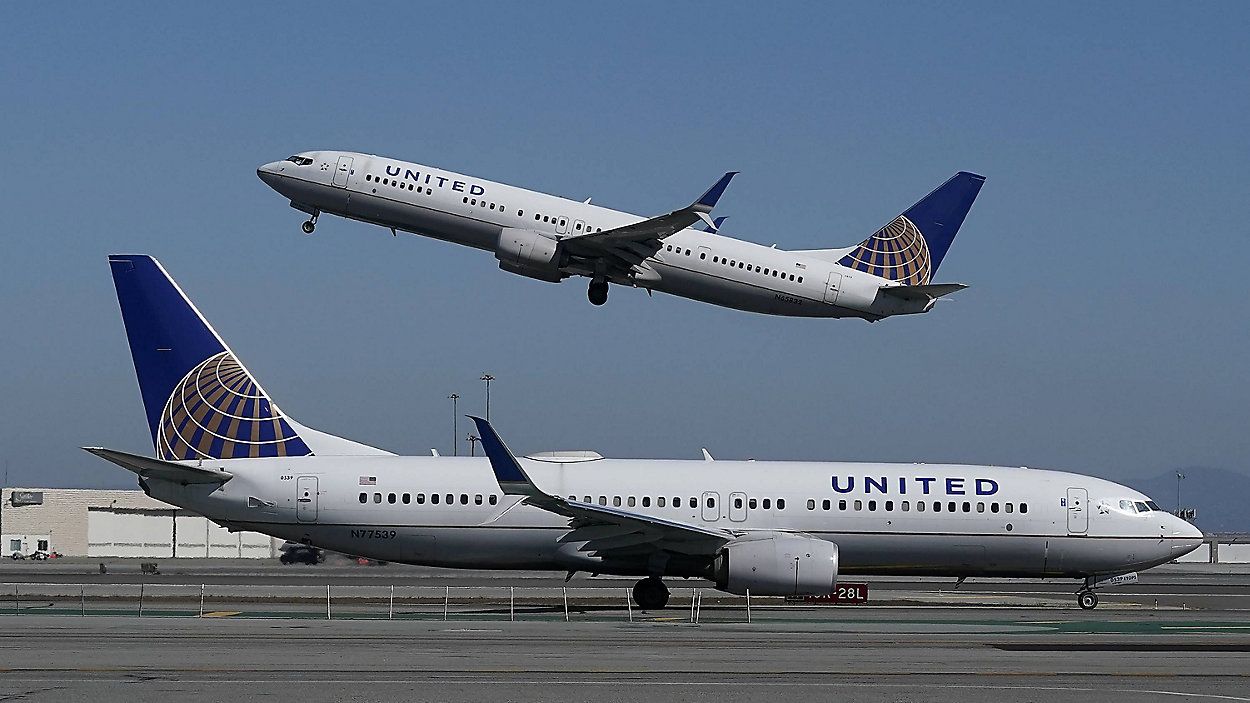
left=1, top=3, right=1247, bottom=489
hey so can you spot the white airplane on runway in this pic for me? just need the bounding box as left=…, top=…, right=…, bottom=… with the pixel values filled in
left=89, top=255, right=1203, bottom=610
left=257, top=152, right=985, bottom=320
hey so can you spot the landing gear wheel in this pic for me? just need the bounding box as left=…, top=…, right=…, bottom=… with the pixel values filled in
left=588, top=279, right=609, bottom=306
left=632, top=577, right=670, bottom=610
left=1077, top=590, right=1098, bottom=610
left=301, top=220, right=316, bottom=234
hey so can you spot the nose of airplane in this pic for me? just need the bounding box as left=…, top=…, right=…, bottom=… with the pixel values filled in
left=1169, top=515, right=1205, bottom=555
left=256, top=161, right=284, bottom=187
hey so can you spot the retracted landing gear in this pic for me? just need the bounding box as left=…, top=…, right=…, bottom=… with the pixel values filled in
left=588, top=278, right=609, bottom=306
left=631, top=577, right=669, bottom=610
left=302, top=209, right=320, bottom=235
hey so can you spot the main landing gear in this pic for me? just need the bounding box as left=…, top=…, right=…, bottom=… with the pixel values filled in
left=301, top=209, right=320, bottom=234
left=632, top=576, right=670, bottom=610
left=588, top=278, right=609, bottom=306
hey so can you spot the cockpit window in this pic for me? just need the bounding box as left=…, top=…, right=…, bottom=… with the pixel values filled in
left=1145, top=501, right=1161, bottom=511
left=1119, top=499, right=1134, bottom=512
left=286, top=155, right=314, bottom=166
left=1134, top=501, right=1149, bottom=513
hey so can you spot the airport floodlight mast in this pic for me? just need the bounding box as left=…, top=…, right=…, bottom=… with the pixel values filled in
left=448, top=394, right=460, bottom=456
left=480, top=373, right=495, bottom=421
left=467, top=433, right=480, bottom=457
left=1176, top=471, right=1186, bottom=514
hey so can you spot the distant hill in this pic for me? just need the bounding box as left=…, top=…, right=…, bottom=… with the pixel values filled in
left=1125, top=467, right=1250, bottom=534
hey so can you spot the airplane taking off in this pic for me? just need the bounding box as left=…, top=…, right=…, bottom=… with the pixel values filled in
left=257, top=152, right=985, bottom=320
left=90, top=255, right=1202, bottom=610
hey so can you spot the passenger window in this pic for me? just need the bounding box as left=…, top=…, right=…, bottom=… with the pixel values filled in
left=798, top=277, right=803, bottom=283
left=1020, top=503, right=1029, bottom=514
left=475, top=494, right=483, bottom=505
left=373, top=493, right=382, bottom=504
left=402, top=493, right=411, bottom=504
left=598, top=496, right=606, bottom=506
left=583, top=496, right=591, bottom=503
left=749, top=498, right=757, bottom=509
left=734, top=497, right=743, bottom=509
left=762, top=498, right=771, bottom=510
left=657, top=497, right=666, bottom=507
left=518, top=210, right=524, bottom=216
left=991, top=503, right=999, bottom=513
left=700, top=253, right=706, bottom=259
left=388, top=493, right=396, bottom=504
left=977, top=502, right=985, bottom=513
left=822, top=499, right=830, bottom=511
left=358, top=492, right=367, bottom=504
left=868, top=500, right=877, bottom=511
left=854, top=500, right=862, bottom=511
left=962, top=502, right=971, bottom=513
left=613, top=496, right=622, bottom=507
left=431, top=493, right=439, bottom=504
left=674, top=496, right=681, bottom=507
left=838, top=500, right=846, bottom=510
left=901, top=501, right=909, bottom=511
left=807, top=499, right=815, bottom=510
left=1005, top=503, right=1014, bottom=513
left=628, top=496, right=636, bottom=507
left=885, top=500, right=894, bottom=511
left=707, top=496, right=716, bottom=508
left=916, top=500, right=924, bottom=512
left=417, top=493, right=426, bottom=504
left=446, top=493, right=453, bottom=505
left=642, top=496, right=651, bottom=507
left=489, top=495, right=498, bottom=505
left=689, top=497, right=697, bottom=508
left=948, top=501, right=957, bottom=512
left=933, top=501, right=941, bottom=512
left=777, top=499, right=785, bottom=509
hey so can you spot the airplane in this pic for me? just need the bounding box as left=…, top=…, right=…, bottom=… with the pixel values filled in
left=89, top=255, right=1203, bottom=610
left=257, top=152, right=985, bottom=320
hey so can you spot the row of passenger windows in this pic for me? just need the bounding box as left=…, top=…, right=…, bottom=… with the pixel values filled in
left=662, top=245, right=803, bottom=283
left=365, top=173, right=433, bottom=195
left=567, top=495, right=786, bottom=510
left=804, top=498, right=1028, bottom=514
left=359, top=492, right=500, bottom=506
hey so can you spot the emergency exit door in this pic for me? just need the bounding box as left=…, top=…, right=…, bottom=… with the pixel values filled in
left=1066, top=487, right=1088, bottom=534
left=296, top=476, right=319, bottom=522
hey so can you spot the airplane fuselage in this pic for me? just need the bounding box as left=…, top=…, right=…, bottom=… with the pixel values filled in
left=148, top=455, right=1202, bottom=581
left=257, top=151, right=936, bottom=319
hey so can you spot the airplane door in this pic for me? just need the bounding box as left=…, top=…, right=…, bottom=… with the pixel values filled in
left=702, top=491, right=721, bottom=522
left=332, top=156, right=353, bottom=188
left=296, top=476, right=318, bottom=522
left=1066, top=487, right=1088, bottom=534
left=573, top=219, right=586, bottom=235
left=729, top=492, right=747, bottom=522
left=555, top=216, right=569, bottom=235
left=823, top=272, right=842, bottom=304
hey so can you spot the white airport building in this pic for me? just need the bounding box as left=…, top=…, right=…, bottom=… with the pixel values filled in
left=0, top=487, right=280, bottom=558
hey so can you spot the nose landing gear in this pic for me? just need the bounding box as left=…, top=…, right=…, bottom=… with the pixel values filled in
left=631, top=577, right=669, bottom=610
left=301, top=209, right=320, bottom=235
left=588, top=279, right=609, bottom=306
left=1077, top=589, right=1099, bottom=610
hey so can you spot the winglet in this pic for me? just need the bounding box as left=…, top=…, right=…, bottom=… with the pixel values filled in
left=700, top=216, right=729, bottom=233
left=693, top=172, right=738, bottom=212
left=468, top=416, right=542, bottom=497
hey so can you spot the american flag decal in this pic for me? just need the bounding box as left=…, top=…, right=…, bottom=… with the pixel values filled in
left=359, top=476, right=377, bottom=485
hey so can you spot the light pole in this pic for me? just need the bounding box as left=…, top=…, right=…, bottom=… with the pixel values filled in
left=448, top=394, right=460, bottom=456
left=1176, top=471, right=1186, bottom=514
left=467, top=433, right=480, bottom=457
left=480, top=373, right=495, bottom=421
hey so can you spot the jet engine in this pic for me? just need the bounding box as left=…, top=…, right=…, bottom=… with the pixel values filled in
left=495, top=228, right=564, bottom=283
left=712, top=534, right=838, bottom=596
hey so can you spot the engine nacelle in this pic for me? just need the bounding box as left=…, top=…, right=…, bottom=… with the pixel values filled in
left=713, top=535, right=838, bottom=596
left=495, top=228, right=563, bottom=282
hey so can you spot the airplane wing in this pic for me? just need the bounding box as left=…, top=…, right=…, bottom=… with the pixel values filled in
left=83, top=447, right=234, bottom=485
left=469, top=416, right=733, bottom=559
left=560, top=172, right=737, bottom=276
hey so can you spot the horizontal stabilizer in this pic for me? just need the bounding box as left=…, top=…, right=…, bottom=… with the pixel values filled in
left=82, top=447, right=233, bottom=485
left=880, top=283, right=968, bottom=301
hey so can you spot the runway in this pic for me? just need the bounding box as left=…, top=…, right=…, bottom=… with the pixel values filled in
left=0, top=614, right=1248, bottom=702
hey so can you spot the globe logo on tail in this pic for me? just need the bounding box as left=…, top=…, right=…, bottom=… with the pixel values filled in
left=157, top=351, right=313, bottom=460
left=836, top=215, right=931, bottom=285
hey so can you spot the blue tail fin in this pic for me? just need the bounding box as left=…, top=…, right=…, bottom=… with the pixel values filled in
left=836, top=172, right=985, bottom=285
left=108, top=255, right=313, bottom=460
